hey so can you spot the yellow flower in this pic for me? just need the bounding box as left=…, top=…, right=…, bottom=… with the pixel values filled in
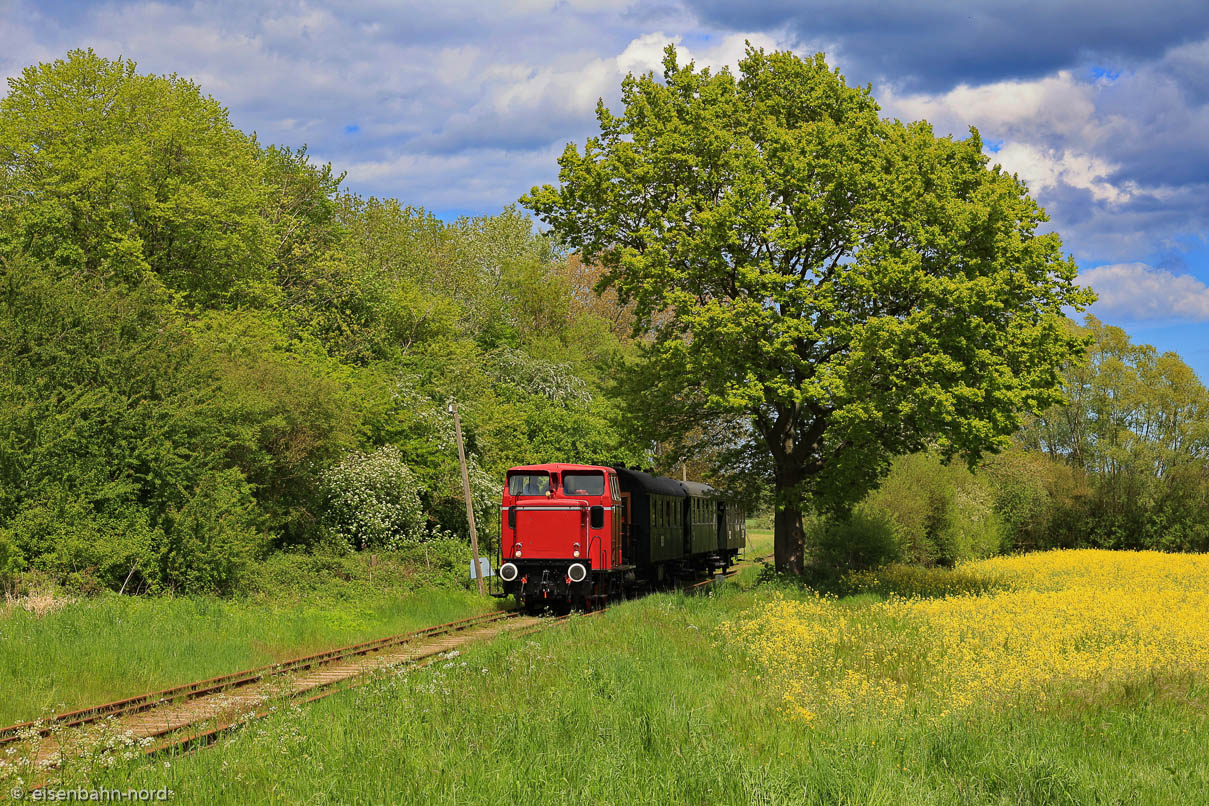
left=722, top=550, right=1209, bottom=724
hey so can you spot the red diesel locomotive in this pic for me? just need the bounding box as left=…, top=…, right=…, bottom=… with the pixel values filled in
left=496, top=463, right=746, bottom=613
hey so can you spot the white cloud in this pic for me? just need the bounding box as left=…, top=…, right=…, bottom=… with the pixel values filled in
left=876, top=54, right=1209, bottom=262
left=994, top=143, right=1135, bottom=204
left=331, top=144, right=567, bottom=209
left=880, top=71, right=1099, bottom=141
left=1079, top=262, right=1209, bottom=322
left=1, top=0, right=1206, bottom=272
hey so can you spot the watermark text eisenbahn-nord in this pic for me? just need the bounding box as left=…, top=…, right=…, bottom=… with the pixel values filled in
left=10, top=786, right=173, bottom=801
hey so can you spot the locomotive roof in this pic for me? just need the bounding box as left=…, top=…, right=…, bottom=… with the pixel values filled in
left=506, top=463, right=614, bottom=474
left=611, top=465, right=687, bottom=497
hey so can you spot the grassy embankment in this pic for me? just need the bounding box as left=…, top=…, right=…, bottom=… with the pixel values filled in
left=20, top=547, right=1209, bottom=805
left=0, top=530, right=769, bottom=728
left=0, top=551, right=501, bottom=727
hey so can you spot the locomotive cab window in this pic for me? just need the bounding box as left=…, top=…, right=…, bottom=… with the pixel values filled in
left=508, top=473, right=550, bottom=496
left=563, top=472, right=605, bottom=496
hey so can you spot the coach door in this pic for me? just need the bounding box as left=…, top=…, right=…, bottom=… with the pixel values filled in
left=620, top=491, right=631, bottom=564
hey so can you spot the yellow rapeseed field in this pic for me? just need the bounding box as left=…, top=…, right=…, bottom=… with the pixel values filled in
left=722, top=550, right=1209, bottom=723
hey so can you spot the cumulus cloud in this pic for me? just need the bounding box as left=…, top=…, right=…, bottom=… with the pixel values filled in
left=880, top=71, right=1099, bottom=142
left=1, top=0, right=1207, bottom=282
left=682, top=0, right=1209, bottom=91
left=876, top=51, right=1209, bottom=261
left=1079, top=263, right=1209, bottom=322
left=1, top=1, right=804, bottom=211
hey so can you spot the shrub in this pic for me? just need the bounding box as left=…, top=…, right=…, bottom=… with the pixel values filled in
left=0, top=529, right=22, bottom=593
left=932, top=482, right=1004, bottom=565
left=157, top=469, right=266, bottom=595
left=864, top=452, right=1003, bottom=567
left=2, top=495, right=157, bottom=592
left=983, top=449, right=1091, bottom=552
left=807, top=505, right=902, bottom=573
left=323, top=445, right=428, bottom=551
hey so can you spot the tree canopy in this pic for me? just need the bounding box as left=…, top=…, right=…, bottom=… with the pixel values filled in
left=524, top=45, right=1094, bottom=573
left=0, top=50, right=647, bottom=594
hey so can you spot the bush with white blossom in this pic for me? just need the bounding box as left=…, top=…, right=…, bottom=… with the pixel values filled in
left=323, top=446, right=429, bottom=550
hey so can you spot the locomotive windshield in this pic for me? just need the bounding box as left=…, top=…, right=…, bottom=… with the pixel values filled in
left=562, top=472, right=605, bottom=496
left=508, top=473, right=550, bottom=496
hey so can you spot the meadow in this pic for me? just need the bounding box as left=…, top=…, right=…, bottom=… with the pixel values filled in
left=0, top=552, right=499, bottom=727
left=14, top=547, right=1207, bottom=805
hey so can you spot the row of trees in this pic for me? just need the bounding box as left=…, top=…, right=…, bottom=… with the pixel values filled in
left=1018, top=317, right=1209, bottom=552
left=0, top=50, right=647, bottom=594
left=1, top=47, right=1201, bottom=595
left=807, top=317, right=1209, bottom=573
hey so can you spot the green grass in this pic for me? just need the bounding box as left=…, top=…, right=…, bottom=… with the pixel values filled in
left=745, top=525, right=774, bottom=558
left=0, top=552, right=501, bottom=727
left=34, top=580, right=1209, bottom=805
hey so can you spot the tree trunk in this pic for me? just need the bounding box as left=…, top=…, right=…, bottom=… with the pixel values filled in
left=773, top=475, right=806, bottom=575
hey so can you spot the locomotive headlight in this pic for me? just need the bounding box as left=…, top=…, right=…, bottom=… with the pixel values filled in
left=500, top=562, right=519, bottom=582
left=572, top=542, right=580, bottom=558
left=567, top=563, right=587, bottom=583
left=514, top=543, right=522, bottom=558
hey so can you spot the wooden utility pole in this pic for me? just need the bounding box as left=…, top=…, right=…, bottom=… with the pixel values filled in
left=450, top=400, right=485, bottom=596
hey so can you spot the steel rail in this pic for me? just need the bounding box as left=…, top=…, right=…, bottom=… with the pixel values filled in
left=0, top=609, right=514, bottom=746
left=143, top=609, right=601, bottom=758
left=9, top=548, right=768, bottom=780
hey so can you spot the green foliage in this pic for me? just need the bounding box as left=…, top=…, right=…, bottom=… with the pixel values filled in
left=157, top=469, right=265, bottom=595
left=0, top=50, right=646, bottom=594
left=0, top=254, right=231, bottom=521
left=322, top=446, right=430, bottom=550
left=524, top=44, right=1093, bottom=573
left=193, top=311, right=361, bottom=544
left=0, top=531, right=22, bottom=592
left=806, top=506, right=902, bottom=573
left=0, top=50, right=273, bottom=306
left=1018, top=317, right=1209, bottom=553
left=983, top=449, right=1089, bottom=552
left=0, top=495, right=156, bottom=593
left=865, top=453, right=1004, bottom=567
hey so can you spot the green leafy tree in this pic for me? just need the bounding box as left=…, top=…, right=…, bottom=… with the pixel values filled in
left=1020, top=317, right=1209, bottom=550
left=0, top=49, right=272, bottom=306
left=524, top=45, right=1093, bottom=573
left=157, top=468, right=265, bottom=594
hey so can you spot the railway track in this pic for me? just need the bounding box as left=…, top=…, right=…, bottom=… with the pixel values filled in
left=4, top=552, right=767, bottom=784
left=681, top=551, right=772, bottom=594
left=0, top=609, right=559, bottom=774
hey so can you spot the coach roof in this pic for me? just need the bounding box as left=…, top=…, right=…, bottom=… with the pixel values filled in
left=612, top=465, right=687, bottom=497
left=679, top=480, right=716, bottom=498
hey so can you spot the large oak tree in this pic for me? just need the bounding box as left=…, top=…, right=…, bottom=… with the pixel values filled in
left=524, top=46, right=1093, bottom=573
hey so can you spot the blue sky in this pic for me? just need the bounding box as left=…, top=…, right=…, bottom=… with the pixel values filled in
left=3, top=1, right=1209, bottom=376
